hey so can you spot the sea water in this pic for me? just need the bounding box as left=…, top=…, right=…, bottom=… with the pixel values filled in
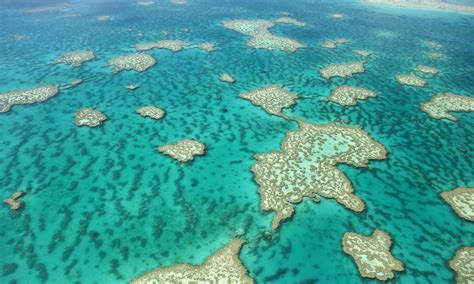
left=0, top=0, right=473, bottom=283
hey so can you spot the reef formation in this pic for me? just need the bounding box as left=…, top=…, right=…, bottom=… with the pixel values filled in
left=0, top=85, right=59, bottom=113
left=420, top=93, right=474, bottom=121
left=441, top=187, right=473, bottom=221
left=222, top=19, right=305, bottom=52
left=158, top=139, right=206, bottom=163
left=133, top=40, right=190, bottom=52
left=239, top=85, right=298, bottom=118
left=414, top=65, right=438, bottom=75
left=74, top=108, right=107, bottom=127
left=4, top=192, right=25, bottom=211
left=274, top=17, right=306, bottom=26
left=449, top=247, right=474, bottom=284
left=219, top=73, right=236, bottom=83
left=108, top=54, right=156, bottom=73
left=130, top=240, right=253, bottom=283
left=252, top=120, right=387, bottom=229
left=321, top=38, right=349, bottom=49
left=395, top=75, right=427, bottom=87
left=320, top=62, right=365, bottom=79
left=342, top=230, right=404, bottom=281
left=328, top=86, right=377, bottom=106
left=54, top=51, right=95, bottom=66
left=136, top=106, right=165, bottom=120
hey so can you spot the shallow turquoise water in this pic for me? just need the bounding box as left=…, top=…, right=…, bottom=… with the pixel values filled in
left=0, top=0, right=473, bottom=283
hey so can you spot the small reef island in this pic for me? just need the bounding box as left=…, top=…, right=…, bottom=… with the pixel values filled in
left=342, top=230, right=404, bottom=281
left=158, top=139, right=206, bottom=162
left=328, top=85, right=377, bottom=106
left=441, top=187, right=474, bottom=221
left=74, top=108, right=107, bottom=127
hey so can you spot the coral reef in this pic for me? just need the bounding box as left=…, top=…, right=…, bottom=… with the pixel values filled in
left=222, top=19, right=305, bottom=52
left=395, top=75, right=427, bottom=87
left=449, top=247, right=474, bottom=284
left=329, top=13, right=345, bottom=19
left=441, top=187, right=473, bottom=221
left=352, top=50, right=373, bottom=57
left=420, top=93, right=474, bottom=121
left=197, top=42, right=217, bottom=52
left=158, top=139, right=206, bottom=163
left=108, top=54, right=156, bottom=73
left=363, top=0, right=474, bottom=14
left=54, top=51, right=95, bottom=66
left=275, top=17, right=306, bottom=26
left=252, top=120, right=387, bottom=229
left=320, top=62, right=365, bottom=79
left=239, top=85, right=298, bottom=118
left=0, top=85, right=59, bottom=113
left=136, top=106, right=165, bottom=120
left=133, top=40, right=190, bottom=52
left=4, top=192, right=25, bottom=211
left=328, top=86, right=377, bottom=106
left=130, top=240, right=253, bottom=283
left=74, top=108, right=107, bottom=127
left=342, top=230, right=404, bottom=281
left=414, top=65, right=438, bottom=75
left=219, top=73, right=236, bottom=83
left=321, top=38, right=349, bottom=49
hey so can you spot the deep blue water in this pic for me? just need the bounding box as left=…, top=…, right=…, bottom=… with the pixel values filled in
left=0, top=0, right=473, bottom=283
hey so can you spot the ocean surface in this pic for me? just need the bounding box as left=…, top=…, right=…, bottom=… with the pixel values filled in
left=0, top=0, right=473, bottom=283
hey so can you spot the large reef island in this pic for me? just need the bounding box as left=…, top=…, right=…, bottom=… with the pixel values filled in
left=252, top=119, right=387, bottom=229
left=441, top=187, right=473, bottom=222
left=0, top=85, right=59, bottom=113
left=363, top=0, right=474, bottom=14
left=342, top=230, right=404, bottom=281
left=420, top=93, right=474, bottom=121
left=130, top=240, right=253, bottom=283
left=222, top=19, right=306, bottom=52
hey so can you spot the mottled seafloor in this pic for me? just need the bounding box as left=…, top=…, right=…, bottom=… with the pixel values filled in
left=0, top=0, right=473, bottom=283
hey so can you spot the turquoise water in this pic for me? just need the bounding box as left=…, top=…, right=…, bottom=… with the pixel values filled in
left=0, top=0, right=473, bottom=283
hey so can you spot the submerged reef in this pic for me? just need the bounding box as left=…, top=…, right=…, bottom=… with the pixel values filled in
left=130, top=240, right=253, bottom=283
left=219, top=72, right=236, bottom=83
left=420, top=93, right=474, bottom=121
left=328, top=86, right=377, bottom=106
left=274, top=17, right=306, bottom=26
left=414, top=65, right=438, bottom=75
left=239, top=85, right=298, bottom=118
left=449, top=247, right=474, bottom=284
left=158, top=139, right=206, bottom=163
left=108, top=54, right=156, bottom=73
left=4, top=192, right=25, bottom=211
left=441, top=187, right=474, bottom=221
left=0, top=85, right=59, bottom=113
left=97, top=15, right=111, bottom=22
left=395, top=75, right=427, bottom=87
left=320, top=62, right=365, bottom=79
left=352, top=50, right=373, bottom=57
left=329, top=13, right=346, bottom=19
left=321, top=38, right=349, bottom=49
left=136, top=106, right=165, bottom=120
left=197, top=42, right=217, bottom=52
left=222, top=19, right=305, bottom=52
left=252, top=120, right=387, bottom=229
left=74, top=108, right=107, bottom=127
left=342, top=230, right=404, bottom=281
left=430, top=52, right=445, bottom=59
left=54, top=51, right=95, bottom=66
left=363, top=0, right=474, bottom=14
left=133, top=40, right=190, bottom=52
